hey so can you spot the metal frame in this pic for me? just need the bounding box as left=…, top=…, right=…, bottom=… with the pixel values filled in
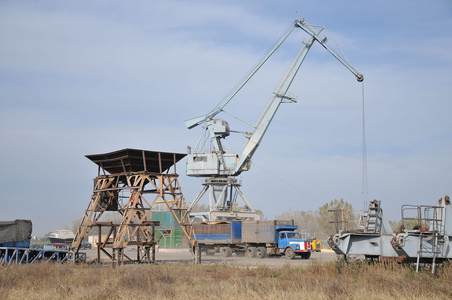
left=400, top=204, right=446, bottom=273
left=0, top=247, right=86, bottom=265
left=188, top=177, right=261, bottom=221
left=91, top=221, right=159, bottom=267
left=185, top=18, right=363, bottom=219
left=328, top=196, right=452, bottom=274
left=328, top=209, right=366, bottom=233
left=72, top=149, right=197, bottom=266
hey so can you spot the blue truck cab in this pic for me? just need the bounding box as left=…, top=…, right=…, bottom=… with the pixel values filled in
left=277, top=230, right=312, bottom=259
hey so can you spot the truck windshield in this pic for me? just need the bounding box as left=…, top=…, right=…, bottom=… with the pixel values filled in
left=286, top=232, right=301, bottom=239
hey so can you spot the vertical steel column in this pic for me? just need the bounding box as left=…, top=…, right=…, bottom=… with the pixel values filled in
left=97, top=224, right=101, bottom=265
left=137, top=230, right=141, bottom=262
left=195, top=245, right=201, bottom=264
left=152, top=225, right=156, bottom=263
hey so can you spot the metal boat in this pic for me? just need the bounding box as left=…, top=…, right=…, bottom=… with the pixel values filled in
left=48, top=229, right=75, bottom=246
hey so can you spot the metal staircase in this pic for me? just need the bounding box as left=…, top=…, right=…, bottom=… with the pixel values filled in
left=402, top=204, right=445, bottom=273
left=415, top=205, right=445, bottom=273
left=365, top=200, right=382, bottom=233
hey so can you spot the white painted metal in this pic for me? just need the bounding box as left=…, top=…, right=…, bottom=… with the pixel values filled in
left=185, top=18, right=363, bottom=220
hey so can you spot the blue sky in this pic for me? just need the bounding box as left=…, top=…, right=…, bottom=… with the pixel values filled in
left=1, top=1, right=451, bottom=237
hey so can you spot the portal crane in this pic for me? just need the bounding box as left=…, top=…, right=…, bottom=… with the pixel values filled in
left=185, top=18, right=363, bottom=221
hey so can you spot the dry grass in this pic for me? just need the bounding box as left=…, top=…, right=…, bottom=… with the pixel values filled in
left=0, top=260, right=451, bottom=299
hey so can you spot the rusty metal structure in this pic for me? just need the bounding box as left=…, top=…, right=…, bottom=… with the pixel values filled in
left=71, top=148, right=197, bottom=266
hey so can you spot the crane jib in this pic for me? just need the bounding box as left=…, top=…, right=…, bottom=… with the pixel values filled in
left=185, top=19, right=364, bottom=185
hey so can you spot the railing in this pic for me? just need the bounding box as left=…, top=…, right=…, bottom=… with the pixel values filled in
left=0, top=247, right=86, bottom=265
left=401, top=205, right=444, bottom=232
left=328, top=209, right=366, bottom=233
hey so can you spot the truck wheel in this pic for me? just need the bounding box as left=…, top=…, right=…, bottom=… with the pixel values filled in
left=246, top=247, right=257, bottom=258
left=256, top=247, right=267, bottom=259
left=285, top=248, right=295, bottom=260
left=221, top=247, right=232, bottom=257
left=300, top=252, right=311, bottom=259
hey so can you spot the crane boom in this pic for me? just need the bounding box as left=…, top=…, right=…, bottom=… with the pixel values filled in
left=234, top=36, right=316, bottom=174
left=186, top=18, right=363, bottom=178
left=185, top=23, right=297, bottom=130
left=185, top=17, right=364, bottom=221
left=295, top=20, right=363, bottom=82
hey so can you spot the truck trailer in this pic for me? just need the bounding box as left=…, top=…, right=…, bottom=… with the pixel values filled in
left=194, top=220, right=317, bottom=259
left=0, top=219, right=32, bottom=248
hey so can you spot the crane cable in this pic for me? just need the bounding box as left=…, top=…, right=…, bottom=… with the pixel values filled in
left=361, top=82, right=369, bottom=210
left=323, top=26, right=352, bottom=66
left=212, top=22, right=296, bottom=111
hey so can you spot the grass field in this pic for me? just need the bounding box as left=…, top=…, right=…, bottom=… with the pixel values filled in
left=0, top=260, right=451, bottom=299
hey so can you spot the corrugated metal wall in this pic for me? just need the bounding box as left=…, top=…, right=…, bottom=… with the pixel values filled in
left=153, top=212, right=188, bottom=249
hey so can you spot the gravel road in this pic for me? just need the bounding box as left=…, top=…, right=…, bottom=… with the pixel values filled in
left=82, top=247, right=338, bottom=267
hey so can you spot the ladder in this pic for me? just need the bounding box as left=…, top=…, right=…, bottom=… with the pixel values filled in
left=365, top=200, right=382, bottom=233
left=415, top=205, right=445, bottom=273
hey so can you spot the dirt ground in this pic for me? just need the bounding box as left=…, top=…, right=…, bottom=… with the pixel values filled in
left=81, top=247, right=338, bottom=267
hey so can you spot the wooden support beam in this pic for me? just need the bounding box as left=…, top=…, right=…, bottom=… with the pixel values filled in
left=158, top=152, right=162, bottom=174
left=142, top=150, right=147, bottom=171
left=73, top=150, right=194, bottom=266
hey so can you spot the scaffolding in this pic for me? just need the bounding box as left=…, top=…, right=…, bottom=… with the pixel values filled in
left=71, top=148, right=197, bottom=266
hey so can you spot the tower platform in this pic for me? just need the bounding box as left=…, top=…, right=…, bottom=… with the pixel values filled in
left=72, top=148, right=196, bottom=267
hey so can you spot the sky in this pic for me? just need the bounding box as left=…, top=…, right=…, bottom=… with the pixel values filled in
left=1, top=1, right=451, bottom=237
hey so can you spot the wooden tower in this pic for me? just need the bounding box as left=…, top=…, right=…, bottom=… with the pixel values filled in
left=71, top=148, right=196, bottom=266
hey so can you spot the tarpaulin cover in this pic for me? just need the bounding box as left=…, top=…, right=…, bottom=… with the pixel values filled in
left=0, top=219, right=32, bottom=243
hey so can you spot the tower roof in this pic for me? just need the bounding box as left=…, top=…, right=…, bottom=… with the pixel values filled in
left=86, top=148, right=186, bottom=175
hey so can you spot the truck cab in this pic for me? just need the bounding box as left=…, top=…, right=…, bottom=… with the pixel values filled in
left=277, top=230, right=312, bottom=259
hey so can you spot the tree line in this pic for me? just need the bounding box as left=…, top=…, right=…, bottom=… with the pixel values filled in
left=274, top=198, right=357, bottom=240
